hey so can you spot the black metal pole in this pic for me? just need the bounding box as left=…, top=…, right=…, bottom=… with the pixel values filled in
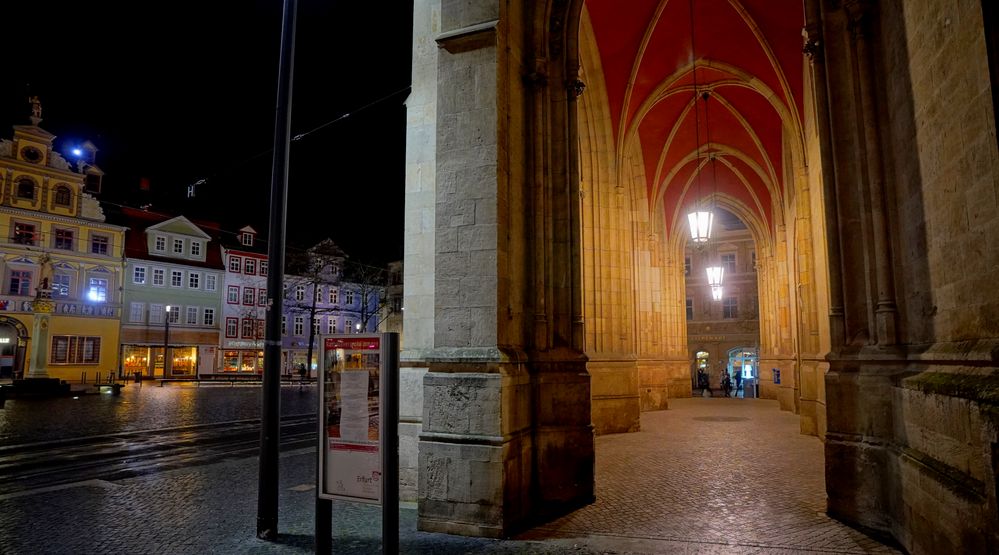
left=164, top=308, right=170, bottom=379
left=381, top=333, right=400, bottom=554
left=257, top=0, right=297, bottom=541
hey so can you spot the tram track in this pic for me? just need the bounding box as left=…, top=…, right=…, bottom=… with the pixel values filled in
left=0, top=414, right=317, bottom=497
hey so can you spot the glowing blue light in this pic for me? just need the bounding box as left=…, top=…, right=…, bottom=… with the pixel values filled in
left=87, top=289, right=99, bottom=302
left=72, top=148, right=83, bottom=157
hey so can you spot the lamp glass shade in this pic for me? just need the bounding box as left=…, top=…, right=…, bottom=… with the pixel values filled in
left=687, top=210, right=713, bottom=243
left=711, top=285, right=724, bottom=301
left=706, top=265, right=725, bottom=287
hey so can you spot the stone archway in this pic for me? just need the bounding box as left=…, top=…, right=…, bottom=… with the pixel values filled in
left=0, top=316, right=29, bottom=380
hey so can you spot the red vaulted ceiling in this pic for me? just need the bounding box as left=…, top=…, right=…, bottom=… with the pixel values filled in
left=584, top=0, right=805, bottom=236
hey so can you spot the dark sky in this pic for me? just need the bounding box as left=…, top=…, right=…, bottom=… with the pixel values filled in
left=1, top=1, right=413, bottom=267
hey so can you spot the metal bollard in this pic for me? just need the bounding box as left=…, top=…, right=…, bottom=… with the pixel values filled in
left=94, top=372, right=101, bottom=385
left=81, top=371, right=87, bottom=384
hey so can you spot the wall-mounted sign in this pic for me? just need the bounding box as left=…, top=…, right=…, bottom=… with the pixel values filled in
left=0, top=337, right=10, bottom=344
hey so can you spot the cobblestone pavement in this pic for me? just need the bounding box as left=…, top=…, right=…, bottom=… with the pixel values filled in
left=518, top=398, right=899, bottom=554
left=0, top=396, right=899, bottom=554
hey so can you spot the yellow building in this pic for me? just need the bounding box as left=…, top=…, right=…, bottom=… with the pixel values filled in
left=0, top=111, right=125, bottom=383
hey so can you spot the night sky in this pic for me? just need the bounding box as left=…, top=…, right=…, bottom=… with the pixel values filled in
left=1, top=1, right=413, bottom=267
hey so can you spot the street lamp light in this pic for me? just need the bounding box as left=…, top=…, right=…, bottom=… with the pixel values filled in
left=164, top=305, right=172, bottom=378
left=355, top=322, right=361, bottom=333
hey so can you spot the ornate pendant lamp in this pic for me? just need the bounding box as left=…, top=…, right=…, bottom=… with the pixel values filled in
left=711, top=285, right=724, bottom=301
left=685, top=0, right=713, bottom=243
left=706, top=258, right=724, bottom=302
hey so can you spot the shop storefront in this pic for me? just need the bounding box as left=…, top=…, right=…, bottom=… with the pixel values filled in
left=121, top=344, right=202, bottom=379
left=221, top=349, right=264, bottom=373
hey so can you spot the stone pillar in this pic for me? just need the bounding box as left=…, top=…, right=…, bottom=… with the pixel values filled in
left=26, top=302, right=52, bottom=378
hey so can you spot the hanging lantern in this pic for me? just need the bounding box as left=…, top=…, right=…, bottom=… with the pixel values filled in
left=711, top=285, right=724, bottom=301
left=687, top=210, right=713, bottom=243
left=706, top=265, right=724, bottom=287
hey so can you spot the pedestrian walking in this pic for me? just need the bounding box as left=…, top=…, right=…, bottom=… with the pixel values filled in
left=734, top=369, right=743, bottom=397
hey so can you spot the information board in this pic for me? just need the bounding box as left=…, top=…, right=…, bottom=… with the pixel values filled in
left=318, top=334, right=384, bottom=503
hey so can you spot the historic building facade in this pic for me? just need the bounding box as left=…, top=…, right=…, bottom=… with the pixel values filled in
left=402, top=0, right=999, bottom=552
left=115, top=208, right=224, bottom=379
left=219, top=226, right=267, bottom=373
left=0, top=115, right=125, bottom=383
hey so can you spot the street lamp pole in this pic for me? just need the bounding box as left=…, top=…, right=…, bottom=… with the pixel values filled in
left=164, top=305, right=171, bottom=378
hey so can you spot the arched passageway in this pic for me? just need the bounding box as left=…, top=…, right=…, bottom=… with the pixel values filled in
left=403, top=0, right=999, bottom=551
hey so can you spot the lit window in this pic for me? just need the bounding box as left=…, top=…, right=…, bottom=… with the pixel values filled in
left=188, top=272, right=200, bottom=289
left=91, top=235, right=109, bottom=255
left=87, top=277, right=108, bottom=302
left=9, top=270, right=32, bottom=296
left=154, top=236, right=166, bottom=251
left=186, top=307, right=198, bottom=325
left=52, top=274, right=71, bottom=297
left=294, top=316, right=304, bottom=336
left=244, top=259, right=256, bottom=275
left=203, top=308, right=215, bottom=326
left=229, top=256, right=241, bottom=273
left=173, top=239, right=184, bottom=254
left=152, top=268, right=165, bottom=286
left=170, top=270, right=183, bottom=287
left=54, top=229, right=74, bottom=250
left=133, top=266, right=146, bottom=284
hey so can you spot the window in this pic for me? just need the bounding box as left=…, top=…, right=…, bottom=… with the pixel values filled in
left=50, top=336, right=101, bottom=364
left=154, top=236, right=166, bottom=251
left=260, top=262, right=268, bottom=276
left=258, top=289, right=267, bottom=306
left=149, top=304, right=165, bottom=324
left=723, top=297, right=739, bottom=319
left=16, top=178, right=35, bottom=200
left=167, top=306, right=180, bottom=324
left=294, top=316, right=304, bottom=336
left=225, top=318, right=238, bottom=338
left=345, top=319, right=353, bottom=333
left=327, top=319, right=336, bottom=334
left=721, top=253, right=737, bottom=274
left=91, top=235, right=109, bottom=255
left=241, top=318, right=255, bottom=338
left=170, top=270, right=183, bottom=287
left=205, top=274, right=217, bottom=291
left=256, top=320, right=265, bottom=339
left=87, top=278, right=107, bottom=302
left=12, top=222, right=36, bottom=245
left=227, top=285, right=239, bottom=304
left=329, top=288, right=338, bottom=304
left=133, top=266, right=146, bottom=284
left=242, top=287, right=255, bottom=305
left=241, top=232, right=253, bottom=246
left=751, top=251, right=757, bottom=271
left=686, top=298, right=693, bottom=320
left=129, top=302, right=145, bottom=323
left=188, top=272, right=200, bottom=289
left=191, top=241, right=202, bottom=257
left=173, top=239, right=184, bottom=254
left=152, top=268, right=165, bottom=286
left=684, top=256, right=691, bottom=276
left=53, top=186, right=72, bottom=206
left=313, top=316, right=321, bottom=335
left=281, top=315, right=287, bottom=335
left=203, top=308, right=215, bottom=326
left=186, top=307, right=198, bottom=325
left=295, top=285, right=305, bottom=301
left=345, top=291, right=354, bottom=305
left=54, top=229, right=74, bottom=250
left=52, top=274, right=71, bottom=298
left=9, top=270, right=32, bottom=296
left=244, top=259, right=256, bottom=275
left=229, top=256, right=241, bottom=273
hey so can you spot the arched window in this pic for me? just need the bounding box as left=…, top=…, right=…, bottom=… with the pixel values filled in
left=16, top=178, right=35, bottom=200
left=54, top=186, right=72, bottom=207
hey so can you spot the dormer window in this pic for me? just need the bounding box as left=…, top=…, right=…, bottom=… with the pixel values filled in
left=173, top=239, right=184, bottom=254
left=191, top=241, right=202, bottom=257
left=16, top=178, right=35, bottom=200
left=241, top=232, right=253, bottom=246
